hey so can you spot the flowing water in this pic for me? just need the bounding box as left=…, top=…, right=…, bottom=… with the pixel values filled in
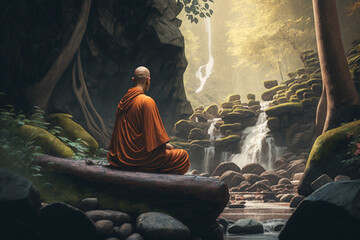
left=231, top=102, right=285, bottom=169
left=203, top=118, right=222, bottom=173
left=195, top=17, right=214, bottom=93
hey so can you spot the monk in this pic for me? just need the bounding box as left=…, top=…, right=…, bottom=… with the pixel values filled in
left=107, top=66, right=190, bottom=174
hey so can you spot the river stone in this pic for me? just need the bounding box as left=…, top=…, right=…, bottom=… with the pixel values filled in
left=243, top=173, right=265, bottom=185
left=237, top=181, right=251, bottom=191
left=219, top=171, right=245, bottom=188
left=212, top=161, right=241, bottom=177
left=274, top=159, right=289, bottom=171
left=228, top=219, right=264, bottom=234
left=113, top=223, right=133, bottom=239
left=276, top=169, right=290, bottom=179
left=241, top=163, right=266, bottom=175
left=260, top=171, right=282, bottom=186
left=125, top=233, right=144, bottom=240
left=86, top=210, right=131, bottom=226
left=246, top=182, right=270, bottom=192
left=278, top=178, right=292, bottom=185
left=95, top=220, right=114, bottom=235
left=40, top=202, right=99, bottom=240
left=0, top=169, right=41, bottom=239
left=78, top=198, right=99, bottom=212
left=310, top=174, right=333, bottom=191
left=334, top=175, right=351, bottom=182
left=188, top=128, right=209, bottom=140
left=280, top=194, right=294, bottom=203
left=289, top=195, right=305, bottom=208
left=257, top=179, right=272, bottom=187
left=263, top=80, right=279, bottom=89
left=279, top=180, right=360, bottom=240
left=136, top=212, right=191, bottom=240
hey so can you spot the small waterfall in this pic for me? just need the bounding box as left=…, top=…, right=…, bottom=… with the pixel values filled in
left=195, top=17, right=214, bottom=93
left=203, top=118, right=221, bottom=173
left=231, top=102, right=285, bottom=169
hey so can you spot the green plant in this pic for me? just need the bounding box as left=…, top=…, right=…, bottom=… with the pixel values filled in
left=181, top=0, right=214, bottom=23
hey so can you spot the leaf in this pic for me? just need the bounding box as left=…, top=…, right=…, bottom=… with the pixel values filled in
left=194, top=18, right=199, bottom=24
left=205, top=3, right=209, bottom=9
left=200, top=12, right=205, bottom=18
left=185, top=6, right=191, bottom=13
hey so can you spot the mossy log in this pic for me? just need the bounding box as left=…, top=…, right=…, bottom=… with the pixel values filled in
left=33, top=155, right=229, bottom=238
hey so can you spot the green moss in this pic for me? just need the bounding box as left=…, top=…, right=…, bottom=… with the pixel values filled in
left=278, top=97, right=288, bottom=103
left=295, top=88, right=312, bottom=100
left=219, top=109, right=233, bottom=118
left=47, top=114, right=98, bottom=154
left=261, top=85, right=286, bottom=101
left=289, top=83, right=308, bottom=92
left=265, top=102, right=303, bottom=117
left=215, top=135, right=241, bottom=145
left=18, top=124, right=74, bottom=158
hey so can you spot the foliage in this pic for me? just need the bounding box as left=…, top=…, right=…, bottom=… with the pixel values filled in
left=179, top=0, right=214, bottom=23
left=342, top=132, right=360, bottom=171
left=348, top=0, right=360, bottom=16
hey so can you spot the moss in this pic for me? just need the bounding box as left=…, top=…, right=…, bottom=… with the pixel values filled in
left=224, top=94, right=240, bottom=102
left=190, top=139, right=211, bottom=147
left=203, top=104, right=218, bottom=117
left=287, top=72, right=297, bottom=78
left=278, top=96, right=288, bottom=103
left=232, top=104, right=243, bottom=110
left=261, top=85, right=286, bottom=101
left=265, top=102, right=303, bottom=117
left=248, top=100, right=260, bottom=107
left=231, top=109, right=255, bottom=117
left=47, top=113, right=98, bottom=154
left=296, top=68, right=306, bottom=76
left=305, top=78, right=322, bottom=86
left=215, top=135, right=241, bottom=145
left=17, top=124, right=74, bottom=158
left=289, top=83, right=308, bottom=92
left=295, top=88, right=312, bottom=100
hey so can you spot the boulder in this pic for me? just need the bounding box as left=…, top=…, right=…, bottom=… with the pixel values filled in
left=334, top=175, right=351, bottom=182
left=292, top=173, right=303, bottom=181
left=220, top=123, right=243, bottom=135
left=260, top=171, right=282, bottom=186
left=263, top=80, right=279, bottom=89
left=86, top=210, right=131, bottom=226
left=241, top=163, right=266, bottom=175
left=267, top=117, right=281, bottom=130
left=287, top=163, right=306, bottom=177
left=95, top=220, right=114, bottom=236
left=78, top=198, right=99, bottom=212
left=243, top=174, right=265, bottom=185
left=113, top=223, right=133, bottom=239
left=212, top=161, right=241, bottom=177
left=246, top=181, right=270, bottom=192
left=278, top=178, right=291, bottom=185
left=0, top=169, right=42, bottom=239
left=40, top=202, right=99, bottom=240
left=279, top=180, right=360, bottom=240
left=265, top=102, right=303, bottom=117
left=247, top=93, right=256, bottom=100
left=203, top=104, right=219, bottom=119
left=125, top=233, right=144, bottom=240
left=237, top=181, right=251, bottom=191
left=189, top=112, right=207, bottom=122
left=276, top=169, right=290, bottom=179
left=310, top=174, right=333, bottom=191
left=221, top=102, right=234, bottom=109
left=261, top=85, right=286, bottom=101
left=188, top=128, right=209, bottom=140
left=228, top=219, right=264, bottom=234
left=257, top=179, right=272, bottom=187
left=219, top=171, right=245, bottom=188
left=280, top=194, right=294, bottom=203
left=136, top=212, right=191, bottom=240
left=224, top=94, right=240, bottom=102
left=274, top=159, right=289, bottom=171
left=298, top=120, right=360, bottom=196
left=289, top=195, right=305, bottom=208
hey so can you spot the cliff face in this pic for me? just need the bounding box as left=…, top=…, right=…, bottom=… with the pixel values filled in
left=0, top=0, right=193, bottom=136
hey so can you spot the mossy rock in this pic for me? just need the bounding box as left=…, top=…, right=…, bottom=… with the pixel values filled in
left=221, top=101, right=234, bottom=109
left=219, top=109, right=233, bottom=118
left=248, top=100, right=260, bottom=107
left=267, top=117, right=281, bottom=130
left=215, top=135, right=241, bottom=146
left=285, top=90, right=294, bottom=100
left=232, top=109, right=256, bottom=118
left=265, top=102, right=303, bottom=117
left=47, top=113, right=98, bottom=154
left=190, top=139, right=212, bottom=148
left=303, top=92, right=316, bottom=99
left=203, top=104, right=219, bottom=119
left=305, top=78, right=322, bottom=86
left=174, top=120, right=209, bottom=137
left=232, top=104, right=243, bottom=110
left=17, top=124, right=74, bottom=158
left=249, top=105, right=261, bottom=112
left=287, top=72, right=297, bottom=78
left=220, top=123, right=243, bottom=135
left=224, top=94, right=240, bottom=102
left=171, top=141, right=191, bottom=150
left=247, top=93, right=256, bottom=100
left=295, top=88, right=312, bottom=100
left=188, top=128, right=209, bottom=140
left=300, top=74, right=309, bottom=81
left=289, top=83, right=308, bottom=93
left=311, top=83, right=322, bottom=94
left=296, top=68, right=307, bottom=76
left=300, top=98, right=314, bottom=109
left=263, top=80, right=278, bottom=89
left=290, top=95, right=300, bottom=102
left=298, top=120, right=360, bottom=196
left=189, top=112, right=207, bottom=122
left=278, top=97, right=288, bottom=104
left=261, top=85, right=286, bottom=101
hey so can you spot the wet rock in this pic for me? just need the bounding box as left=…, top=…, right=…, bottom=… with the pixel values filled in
left=86, top=210, right=131, bottom=226
left=220, top=171, right=245, bottom=188
left=95, top=220, right=114, bottom=236
left=274, top=224, right=285, bottom=232
left=260, top=171, right=282, bottom=186
left=310, top=174, right=333, bottom=191
left=334, top=175, right=351, bottom=182
left=257, top=179, right=272, bottom=187
left=279, top=180, right=360, bottom=240
left=228, top=219, right=264, bottom=234
left=125, top=233, right=144, bottom=240
left=199, top=173, right=210, bottom=177
left=276, top=169, right=290, bottom=179
left=280, top=194, right=294, bottom=203
left=274, top=159, right=289, bottom=171
left=203, top=104, right=219, bottom=119
left=241, top=163, right=266, bottom=175
left=263, top=80, right=279, bottom=89
left=212, top=161, right=241, bottom=177
left=292, top=173, right=303, bottom=181
left=188, top=128, right=209, bottom=140
left=136, top=212, right=190, bottom=240
left=113, top=223, right=133, bottom=239
left=189, top=169, right=200, bottom=175
left=220, top=123, right=243, bottom=135
left=243, top=173, right=265, bottom=185
left=289, top=195, right=305, bottom=208
left=78, top=198, right=99, bottom=212
left=278, top=178, right=292, bottom=185
left=40, top=202, right=98, bottom=240
left=237, top=181, right=251, bottom=191
left=246, top=182, right=270, bottom=192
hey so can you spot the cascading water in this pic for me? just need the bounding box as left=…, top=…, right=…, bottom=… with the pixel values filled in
left=203, top=118, right=221, bottom=173
left=231, top=102, right=285, bottom=169
left=195, top=17, right=214, bottom=93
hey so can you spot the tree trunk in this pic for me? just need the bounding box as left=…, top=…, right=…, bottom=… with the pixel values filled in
left=25, top=0, right=91, bottom=111
left=315, top=85, right=327, bottom=136
left=313, top=0, right=360, bottom=133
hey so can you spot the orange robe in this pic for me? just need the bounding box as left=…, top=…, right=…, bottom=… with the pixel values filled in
left=107, top=87, right=190, bottom=174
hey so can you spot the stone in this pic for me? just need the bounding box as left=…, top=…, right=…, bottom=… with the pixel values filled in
left=220, top=123, right=243, bottom=135
left=125, top=233, right=144, bottom=240
left=113, top=223, right=133, bottom=239
left=274, top=159, right=289, bottom=170
left=228, top=219, right=264, bottom=234
left=286, top=163, right=305, bottom=178
left=216, top=217, right=229, bottom=230
left=310, top=174, right=333, bottom=191
left=289, top=195, right=305, bottom=208
left=274, top=224, right=285, bottom=232
left=237, top=181, right=251, bottom=191
left=276, top=169, right=290, bottom=179
left=78, top=198, right=99, bottom=212
left=267, top=117, right=281, bottom=130
left=0, top=169, right=41, bottom=239
left=263, top=80, right=279, bottom=89
left=219, top=171, right=245, bottom=188
left=243, top=173, right=265, bottom=185
left=292, top=172, right=303, bottom=181
left=257, top=179, right=272, bottom=187
left=261, top=85, right=286, bottom=101
left=199, top=173, right=210, bottom=177
left=278, top=178, right=291, bottom=185
left=247, top=93, right=256, bottom=100
left=40, top=202, right=99, bottom=240
left=203, top=104, right=219, bottom=119
left=86, top=210, right=131, bottom=226
left=280, top=194, right=294, bottom=203
left=260, top=171, right=282, bottom=186
left=95, top=220, right=114, bottom=235
left=265, top=102, right=303, bottom=117
left=189, top=169, right=200, bottom=175
left=224, top=94, right=241, bottom=102
left=189, top=112, right=207, bottom=122
left=188, top=128, right=209, bottom=140
left=136, top=212, right=191, bottom=240
left=334, top=175, right=351, bottom=182
left=221, top=101, right=234, bottom=109
left=298, top=120, right=360, bottom=196
left=241, top=163, right=266, bottom=175
left=279, top=180, right=360, bottom=240
left=246, top=182, right=270, bottom=192
left=212, top=161, right=241, bottom=177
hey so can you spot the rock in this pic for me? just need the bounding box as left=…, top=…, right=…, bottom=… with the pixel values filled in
left=274, top=224, right=285, bottom=232
left=279, top=180, right=360, bottom=240
left=189, top=112, right=207, bottom=122
left=257, top=179, right=272, bottom=187
left=280, top=194, right=294, bottom=202
left=274, top=159, right=289, bottom=170
left=263, top=80, right=279, bottom=89
left=228, top=219, right=264, bottom=234
left=287, top=163, right=305, bottom=178
left=224, top=94, right=241, bottom=102
left=0, top=169, right=41, bottom=239
left=289, top=195, right=305, bottom=208
left=261, top=85, right=286, bottom=101
left=278, top=178, right=292, bottom=185
left=125, top=233, right=144, bottom=240
left=221, top=101, right=234, bottom=109
left=247, top=93, right=256, bottom=100
left=298, top=120, right=360, bottom=196
left=246, top=182, right=270, bottom=192
left=292, top=173, right=303, bottom=181
left=267, top=117, right=281, bottom=130
left=243, top=174, right=265, bottom=185
left=188, top=128, right=209, bottom=140
left=219, top=171, right=245, bottom=188
left=212, top=161, right=241, bottom=177
left=241, top=163, right=266, bottom=175
left=216, top=217, right=229, bottom=230
left=203, top=104, right=219, bottom=119
left=276, top=169, right=290, bottom=179
left=220, top=123, right=243, bottom=135
left=214, top=135, right=241, bottom=152
left=86, top=210, right=131, bottom=226
left=265, top=102, right=303, bottom=117
left=237, top=181, right=251, bottom=191
left=199, top=173, right=209, bottom=177
left=260, top=171, right=282, bottom=186
left=334, top=175, right=351, bottom=182
left=40, top=202, right=99, bottom=240
left=113, top=223, right=133, bottom=239
left=78, top=198, right=99, bottom=212
left=310, top=174, right=333, bottom=191
left=136, top=212, right=191, bottom=240
left=95, top=220, right=114, bottom=235
left=189, top=169, right=200, bottom=175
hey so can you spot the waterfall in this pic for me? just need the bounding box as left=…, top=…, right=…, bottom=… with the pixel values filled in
left=203, top=118, right=221, bottom=173
left=230, top=102, right=285, bottom=169
left=195, top=17, right=214, bottom=93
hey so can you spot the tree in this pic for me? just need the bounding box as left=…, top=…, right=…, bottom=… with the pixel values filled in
left=180, top=0, right=214, bottom=23
left=313, top=0, right=360, bottom=133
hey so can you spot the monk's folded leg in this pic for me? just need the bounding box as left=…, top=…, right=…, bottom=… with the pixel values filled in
left=158, top=149, right=190, bottom=174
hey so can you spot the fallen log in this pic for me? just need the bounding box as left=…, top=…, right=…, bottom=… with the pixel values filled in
left=33, top=155, right=229, bottom=239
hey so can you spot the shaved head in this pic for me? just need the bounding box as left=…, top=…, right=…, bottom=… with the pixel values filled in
left=133, top=66, right=150, bottom=85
